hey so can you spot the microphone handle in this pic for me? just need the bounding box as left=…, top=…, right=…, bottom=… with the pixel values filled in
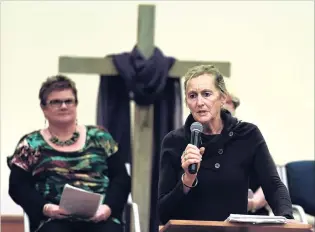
left=188, top=163, right=198, bottom=174
left=188, top=131, right=200, bottom=174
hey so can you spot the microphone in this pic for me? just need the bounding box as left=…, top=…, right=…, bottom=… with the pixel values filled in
left=188, top=122, right=203, bottom=174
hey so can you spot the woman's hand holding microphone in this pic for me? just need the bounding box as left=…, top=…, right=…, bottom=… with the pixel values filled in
left=181, top=144, right=205, bottom=193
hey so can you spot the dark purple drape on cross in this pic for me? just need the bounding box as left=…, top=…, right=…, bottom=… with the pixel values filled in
left=96, top=46, right=182, bottom=232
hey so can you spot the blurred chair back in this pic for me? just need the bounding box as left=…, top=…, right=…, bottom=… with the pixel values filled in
left=274, top=164, right=308, bottom=223
left=124, top=163, right=141, bottom=232
left=24, top=212, right=30, bottom=232
left=285, top=160, right=315, bottom=216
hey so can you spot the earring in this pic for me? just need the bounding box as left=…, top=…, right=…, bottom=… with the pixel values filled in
left=44, top=119, right=48, bottom=128
left=76, top=119, right=78, bottom=125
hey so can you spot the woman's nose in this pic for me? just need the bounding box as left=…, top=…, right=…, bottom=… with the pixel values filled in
left=196, top=95, right=205, bottom=106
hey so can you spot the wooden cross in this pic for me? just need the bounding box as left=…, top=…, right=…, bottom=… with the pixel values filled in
left=58, top=4, right=231, bottom=232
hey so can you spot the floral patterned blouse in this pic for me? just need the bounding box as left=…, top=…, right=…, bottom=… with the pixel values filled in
left=7, top=125, right=120, bottom=224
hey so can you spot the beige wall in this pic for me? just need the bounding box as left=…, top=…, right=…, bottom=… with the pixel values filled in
left=1, top=1, right=313, bottom=215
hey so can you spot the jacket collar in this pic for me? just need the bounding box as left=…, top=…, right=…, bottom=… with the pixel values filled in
left=184, top=109, right=239, bottom=141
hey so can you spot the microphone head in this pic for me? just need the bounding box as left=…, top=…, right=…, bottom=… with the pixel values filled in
left=190, top=122, right=203, bottom=133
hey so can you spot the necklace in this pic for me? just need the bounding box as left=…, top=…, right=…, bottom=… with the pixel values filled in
left=48, top=128, right=80, bottom=147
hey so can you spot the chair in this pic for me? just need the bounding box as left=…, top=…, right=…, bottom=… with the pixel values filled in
left=285, top=161, right=315, bottom=219
left=24, top=212, right=30, bottom=232
left=23, top=163, right=141, bottom=232
left=273, top=162, right=312, bottom=224
left=124, top=163, right=141, bottom=232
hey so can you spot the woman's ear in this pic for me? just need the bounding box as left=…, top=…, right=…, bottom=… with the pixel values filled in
left=220, top=93, right=227, bottom=106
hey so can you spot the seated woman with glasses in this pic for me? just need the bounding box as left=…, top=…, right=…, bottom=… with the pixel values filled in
left=7, top=75, right=131, bottom=232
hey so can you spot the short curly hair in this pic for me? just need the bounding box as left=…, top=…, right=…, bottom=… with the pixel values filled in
left=39, top=75, right=78, bottom=106
left=183, top=64, right=228, bottom=95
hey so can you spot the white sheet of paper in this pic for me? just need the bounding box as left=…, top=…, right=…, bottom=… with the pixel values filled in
left=227, top=214, right=287, bottom=224
left=59, top=184, right=104, bottom=218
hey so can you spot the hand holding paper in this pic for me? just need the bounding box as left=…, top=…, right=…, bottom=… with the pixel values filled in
left=89, top=204, right=112, bottom=223
left=43, top=203, right=70, bottom=219
left=59, top=184, right=104, bottom=219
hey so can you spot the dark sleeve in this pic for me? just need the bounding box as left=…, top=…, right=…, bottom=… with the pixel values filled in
left=251, top=126, right=293, bottom=219
left=103, top=147, right=131, bottom=219
left=158, top=132, right=194, bottom=224
left=9, top=165, right=48, bottom=225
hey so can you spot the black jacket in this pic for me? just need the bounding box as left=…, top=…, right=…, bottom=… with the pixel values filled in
left=158, top=109, right=293, bottom=224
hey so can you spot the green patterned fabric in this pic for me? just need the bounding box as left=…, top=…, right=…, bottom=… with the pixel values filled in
left=7, top=125, right=121, bottom=224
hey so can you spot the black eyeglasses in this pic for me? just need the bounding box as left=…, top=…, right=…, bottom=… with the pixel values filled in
left=47, top=99, right=77, bottom=108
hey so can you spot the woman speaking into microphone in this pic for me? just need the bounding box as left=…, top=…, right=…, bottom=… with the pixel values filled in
left=158, top=65, right=295, bottom=225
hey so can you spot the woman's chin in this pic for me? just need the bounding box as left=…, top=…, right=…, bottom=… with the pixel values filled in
left=52, top=117, right=75, bottom=125
left=193, top=115, right=211, bottom=124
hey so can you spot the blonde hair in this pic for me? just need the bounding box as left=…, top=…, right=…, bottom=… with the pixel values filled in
left=183, top=64, right=228, bottom=95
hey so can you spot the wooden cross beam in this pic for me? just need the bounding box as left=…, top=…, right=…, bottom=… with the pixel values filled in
left=58, top=4, right=231, bottom=232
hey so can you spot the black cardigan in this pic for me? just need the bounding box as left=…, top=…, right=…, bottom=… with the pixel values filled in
left=158, top=110, right=293, bottom=224
left=8, top=148, right=131, bottom=232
